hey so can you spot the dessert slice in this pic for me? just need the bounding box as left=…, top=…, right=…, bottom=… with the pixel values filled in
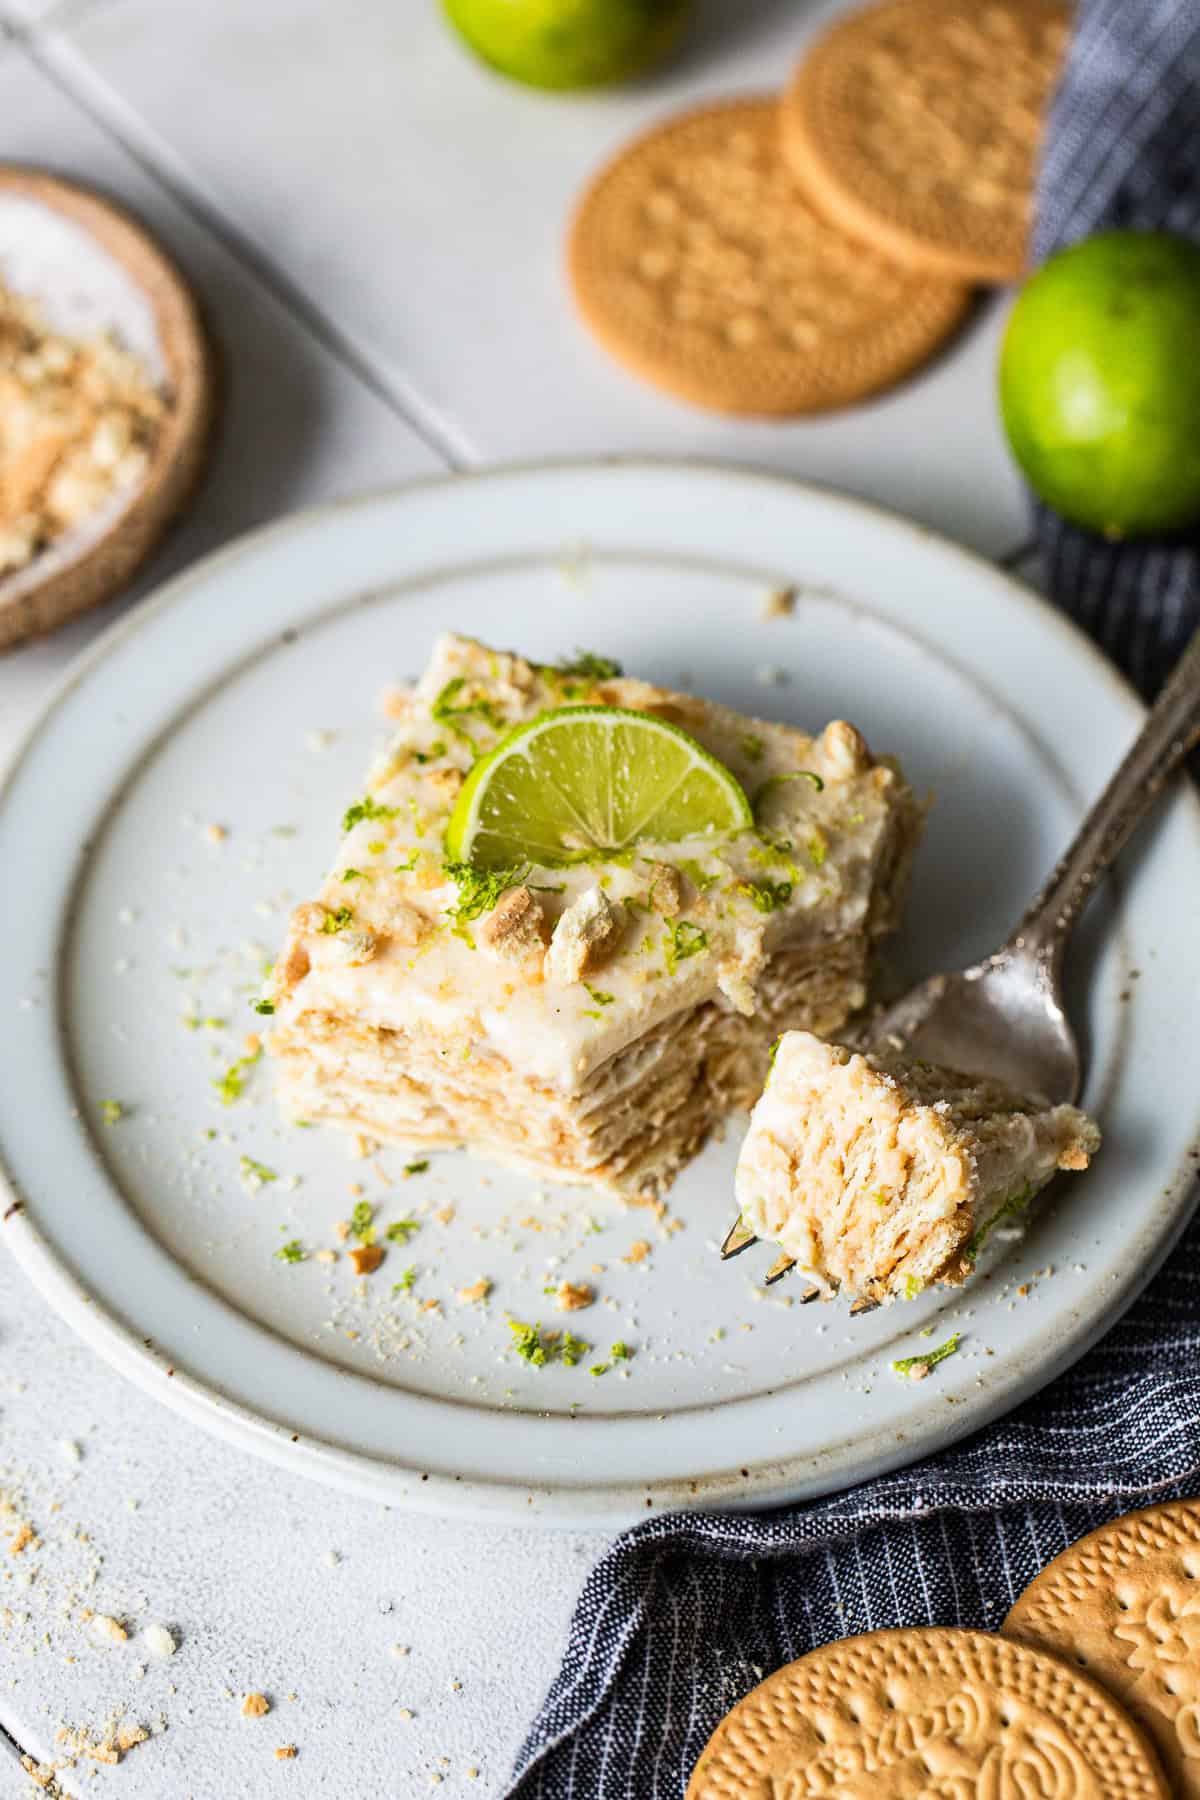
left=267, top=634, right=923, bottom=1199
left=735, top=1030, right=1100, bottom=1301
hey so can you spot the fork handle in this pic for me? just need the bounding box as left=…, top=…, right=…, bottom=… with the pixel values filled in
left=1009, top=620, right=1200, bottom=966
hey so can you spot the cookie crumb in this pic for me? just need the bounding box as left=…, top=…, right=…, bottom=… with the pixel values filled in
left=142, top=1623, right=176, bottom=1658
left=89, top=1613, right=127, bottom=1644
left=456, top=1277, right=491, bottom=1305
left=275, top=1744, right=298, bottom=1760
left=349, top=1244, right=385, bottom=1276
left=760, top=585, right=796, bottom=620
left=242, top=1692, right=270, bottom=1718
left=0, top=287, right=163, bottom=583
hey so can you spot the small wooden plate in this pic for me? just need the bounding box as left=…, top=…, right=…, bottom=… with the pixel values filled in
left=0, top=166, right=216, bottom=653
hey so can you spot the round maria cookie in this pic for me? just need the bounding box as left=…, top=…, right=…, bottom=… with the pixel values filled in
left=1006, top=1498, right=1200, bottom=1799
left=567, top=97, right=969, bottom=417
left=686, top=1626, right=1169, bottom=1800
left=781, top=0, right=1071, bottom=283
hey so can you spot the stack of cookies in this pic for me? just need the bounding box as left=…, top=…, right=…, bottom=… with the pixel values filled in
left=568, top=0, right=1069, bottom=416
left=687, top=1496, right=1200, bottom=1800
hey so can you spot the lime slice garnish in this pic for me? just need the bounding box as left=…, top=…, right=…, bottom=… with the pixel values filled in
left=444, top=705, right=752, bottom=869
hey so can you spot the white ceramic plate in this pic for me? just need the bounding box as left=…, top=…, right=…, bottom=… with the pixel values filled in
left=2, top=462, right=1198, bottom=1528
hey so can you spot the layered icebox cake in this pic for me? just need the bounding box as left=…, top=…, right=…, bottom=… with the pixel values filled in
left=267, top=635, right=923, bottom=1199
left=736, top=1030, right=1101, bottom=1302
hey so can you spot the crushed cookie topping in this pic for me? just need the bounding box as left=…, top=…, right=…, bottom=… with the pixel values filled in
left=546, top=886, right=622, bottom=985
left=479, top=884, right=548, bottom=966
left=0, top=284, right=164, bottom=581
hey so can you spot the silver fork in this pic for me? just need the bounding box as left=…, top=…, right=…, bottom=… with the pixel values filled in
left=722, top=622, right=1200, bottom=1300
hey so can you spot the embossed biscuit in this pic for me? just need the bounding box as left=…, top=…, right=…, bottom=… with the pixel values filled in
left=568, top=98, right=970, bottom=416
left=781, top=0, right=1070, bottom=282
left=686, top=1626, right=1168, bottom=1799
left=1006, top=1499, right=1200, bottom=1799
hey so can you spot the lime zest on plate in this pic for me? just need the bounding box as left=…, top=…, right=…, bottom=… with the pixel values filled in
left=892, top=1332, right=960, bottom=1380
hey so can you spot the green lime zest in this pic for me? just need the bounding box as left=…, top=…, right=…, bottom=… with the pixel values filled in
left=432, top=676, right=505, bottom=745
left=753, top=770, right=824, bottom=818
left=678, top=858, right=720, bottom=893
left=239, top=1155, right=277, bottom=1189
left=893, top=1333, right=960, bottom=1378
left=548, top=651, right=622, bottom=682
left=966, top=1182, right=1036, bottom=1262
left=734, top=877, right=792, bottom=913
left=342, top=794, right=399, bottom=833
left=509, top=1319, right=553, bottom=1366
left=213, top=1046, right=262, bottom=1106
left=664, top=919, right=708, bottom=975
left=507, top=1319, right=590, bottom=1368
left=443, top=860, right=530, bottom=925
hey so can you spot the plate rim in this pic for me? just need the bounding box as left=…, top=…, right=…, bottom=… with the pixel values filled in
left=3, top=456, right=1198, bottom=1529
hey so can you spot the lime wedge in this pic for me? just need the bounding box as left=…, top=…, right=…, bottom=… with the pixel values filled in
left=445, top=705, right=752, bottom=869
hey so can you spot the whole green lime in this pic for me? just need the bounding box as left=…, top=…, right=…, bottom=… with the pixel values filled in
left=999, top=230, right=1200, bottom=539
left=442, top=0, right=692, bottom=89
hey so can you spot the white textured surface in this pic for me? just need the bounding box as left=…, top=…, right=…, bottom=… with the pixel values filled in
left=34, top=0, right=1027, bottom=554
left=0, top=51, right=438, bottom=749
left=0, top=49, right=592, bottom=1800
left=0, top=1253, right=606, bottom=1797
left=0, top=2, right=1043, bottom=1791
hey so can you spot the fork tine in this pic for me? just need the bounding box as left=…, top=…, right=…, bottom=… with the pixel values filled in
left=720, top=1213, right=758, bottom=1259
left=763, top=1252, right=796, bottom=1286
